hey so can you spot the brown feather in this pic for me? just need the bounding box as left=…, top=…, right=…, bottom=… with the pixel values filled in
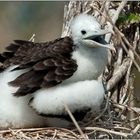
left=2, top=36, right=77, bottom=96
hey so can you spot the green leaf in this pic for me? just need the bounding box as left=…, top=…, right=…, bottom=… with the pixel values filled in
left=127, top=13, right=140, bottom=24
left=117, top=13, right=140, bottom=26
left=117, top=14, right=128, bottom=25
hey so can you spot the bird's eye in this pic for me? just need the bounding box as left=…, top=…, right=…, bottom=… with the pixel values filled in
left=81, top=30, right=86, bottom=35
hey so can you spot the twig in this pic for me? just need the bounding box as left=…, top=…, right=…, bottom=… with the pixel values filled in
left=84, top=127, right=132, bottom=138
left=120, top=36, right=140, bottom=72
left=105, top=0, right=127, bottom=42
left=0, top=128, right=48, bottom=133
left=107, top=59, right=130, bottom=91
left=94, top=94, right=109, bottom=121
left=115, top=26, right=140, bottom=63
left=111, top=0, right=127, bottom=24
left=29, top=33, right=35, bottom=42
left=112, top=102, right=140, bottom=114
left=63, top=103, right=88, bottom=139
left=51, top=129, right=57, bottom=139
left=115, top=47, right=123, bottom=67
left=113, top=126, right=131, bottom=131
left=105, top=12, right=140, bottom=72
left=121, top=32, right=140, bottom=62
left=129, top=116, right=140, bottom=122
left=132, top=124, right=140, bottom=134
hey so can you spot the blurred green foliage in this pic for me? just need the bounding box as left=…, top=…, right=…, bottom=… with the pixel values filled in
left=116, top=1, right=140, bottom=27
left=117, top=13, right=140, bottom=25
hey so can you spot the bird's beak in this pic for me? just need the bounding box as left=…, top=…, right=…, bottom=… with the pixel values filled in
left=82, top=29, right=115, bottom=51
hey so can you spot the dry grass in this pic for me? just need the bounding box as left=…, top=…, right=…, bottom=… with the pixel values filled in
left=0, top=101, right=140, bottom=139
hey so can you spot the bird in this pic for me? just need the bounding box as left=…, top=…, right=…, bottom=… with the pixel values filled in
left=0, top=14, right=114, bottom=128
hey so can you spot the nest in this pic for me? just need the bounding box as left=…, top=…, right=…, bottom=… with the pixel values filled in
left=0, top=1, right=140, bottom=139
left=1, top=100, right=140, bottom=139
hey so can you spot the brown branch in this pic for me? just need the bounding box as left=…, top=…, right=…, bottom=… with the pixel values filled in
left=107, top=59, right=131, bottom=91
left=63, top=103, right=88, bottom=139
left=84, top=127, right=132, bottom=138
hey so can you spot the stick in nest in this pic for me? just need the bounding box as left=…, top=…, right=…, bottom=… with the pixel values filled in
left=63, top=102, right=88, bottom=139
left=84, top=126, right=132, bottom=138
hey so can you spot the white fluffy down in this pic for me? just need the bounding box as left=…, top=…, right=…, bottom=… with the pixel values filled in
left=0, top=66, right=48, bottom=129
left=0, top=14, right=108, bottom=128
left=30, top=80, right=105, bottom=115
left=71, top=14, right=101, bottom=46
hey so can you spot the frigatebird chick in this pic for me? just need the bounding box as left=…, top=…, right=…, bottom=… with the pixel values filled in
left=0, top=14, right=114, bottom=128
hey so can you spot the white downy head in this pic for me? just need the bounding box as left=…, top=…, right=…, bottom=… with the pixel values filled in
left=70, top=14, right=114, bottom=50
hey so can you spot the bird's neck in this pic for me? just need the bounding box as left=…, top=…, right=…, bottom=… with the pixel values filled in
left=75, top=44, right=108, bottom=61
left=73, top=44, right=108, bottom=79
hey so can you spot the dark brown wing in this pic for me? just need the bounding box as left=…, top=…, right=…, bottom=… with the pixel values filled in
left=0, top=48, right=15, bottom=72
left=2, top=37, right=77, bottom=96
left=0, top=54, right=5, bottom=72
left=3, top=37, right=73, bottom=68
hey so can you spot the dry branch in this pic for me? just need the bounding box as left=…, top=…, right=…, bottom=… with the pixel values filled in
left=84, top=127, right=132, bottom=138
left=107, top=59, right=131, bottom=91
